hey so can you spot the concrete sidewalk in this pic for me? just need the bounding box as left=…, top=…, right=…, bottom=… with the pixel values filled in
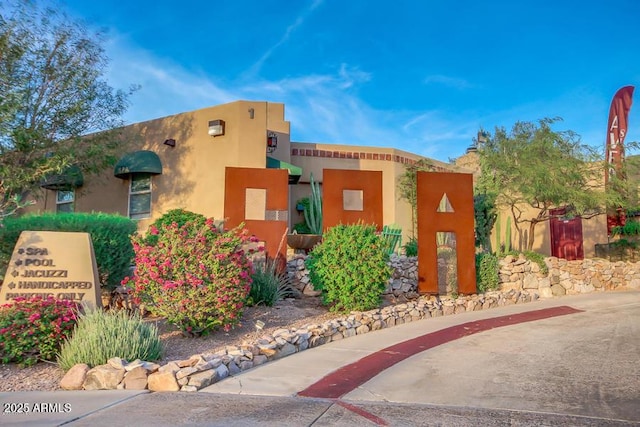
left=1, top=291, right=638, bottom=426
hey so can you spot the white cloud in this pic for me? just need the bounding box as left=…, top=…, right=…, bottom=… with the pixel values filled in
left=99, top=32, right=501, bottom=162
left=337, top=64, right=371, bottom=89
left=246, top=0, right=325, bottom=77
left=103, top=35, right=236, bottom=122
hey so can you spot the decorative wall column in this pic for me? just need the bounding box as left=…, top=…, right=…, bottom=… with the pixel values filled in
left=417, top=172, right=476, bottom=294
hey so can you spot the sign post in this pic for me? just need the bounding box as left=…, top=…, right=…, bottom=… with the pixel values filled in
left=0, top=231, right=102, bottom=308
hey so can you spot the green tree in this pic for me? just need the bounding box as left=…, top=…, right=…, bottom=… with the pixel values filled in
left=476, top=117, right=633, bottom=251
left=0, top=0, right=135, bottom=218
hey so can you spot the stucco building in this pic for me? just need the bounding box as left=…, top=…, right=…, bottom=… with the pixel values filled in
left=32, top=100, right=466, bottom=250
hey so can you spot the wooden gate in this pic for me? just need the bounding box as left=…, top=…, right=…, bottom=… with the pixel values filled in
left=550, top=207, right=584, bottom=260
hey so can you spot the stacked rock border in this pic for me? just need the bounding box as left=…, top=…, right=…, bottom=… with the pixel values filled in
left=60, top=253, right=640, bottom=392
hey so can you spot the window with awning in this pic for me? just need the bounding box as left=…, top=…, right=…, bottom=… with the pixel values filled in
left=266, top=156, right=302, bottom=184
left=114, top=150, right=163, bottom=179
left=40, top=165, right=84, bottom=190
left=114, top=150, right=162, bottom=220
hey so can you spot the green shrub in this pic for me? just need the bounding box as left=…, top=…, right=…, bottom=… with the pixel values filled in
left=403, top=237, right=418, bottom=257
left=611, top=219, right=640, bottom=237
left=292, top=222, right=312, bottom=234
left=520, top=250, right=549, bottom=275
left=248, top=258, right=295, bottom=306
left=306, top=223, right=392, bottom=312
left=0, top=296, right=79, bottom=367
left=474, top=193, right=497, bottom=252
left=142, top=208, right=207, bottom=246
left=475, top=252, right=499, bottom=293
left=0, top=212, right=136, bottom=290
left=124, top=219, right=254, bottom=336
left=503, top=250, right=549, bottom=275
left=57, top=309, right=162, bottom=371
left=610, top=238, right=639, bottom=249
left=292, top=198, right=312, bottom=234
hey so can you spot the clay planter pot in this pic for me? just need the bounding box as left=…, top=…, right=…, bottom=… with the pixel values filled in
left=287, top=234, right=322, bottom=251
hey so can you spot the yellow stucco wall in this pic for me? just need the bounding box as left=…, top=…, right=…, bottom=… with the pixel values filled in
left=290, top=143, right=466, bottom=246
left=23, top=98, right=617, bottom=260
left=26, top=99, right=469, bottom=250
left=32, top=101, right=292, bottom=233
left=457, top=151, right=611, bottom=258
left=492, top=205, right=607, bottom=258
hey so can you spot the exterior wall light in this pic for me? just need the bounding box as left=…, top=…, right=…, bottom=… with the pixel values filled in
left=267, top=131, right=278, bottom=153
left=208, top=120, right=225, bottom=137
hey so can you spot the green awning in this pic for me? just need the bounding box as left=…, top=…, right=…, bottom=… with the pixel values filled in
left=266, top=156, right=302, bottom=184
left=114, top=150, right=163, bottom=179
left=40, top=165, right=84, bottom=190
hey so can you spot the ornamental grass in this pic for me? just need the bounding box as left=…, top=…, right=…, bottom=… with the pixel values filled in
left=57, top=308, right=163, bottom=371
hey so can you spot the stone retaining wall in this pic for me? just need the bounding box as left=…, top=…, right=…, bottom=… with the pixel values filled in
left=287, top=252, right=640, bottom=298
left=499, top=254, right=640, bottom=297
left=287, top=254, right=419, bottom=297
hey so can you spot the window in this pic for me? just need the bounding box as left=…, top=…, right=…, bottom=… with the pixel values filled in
left=129, top=173, right=152, bottom=219
left=56, top=190, right=74, bottom=213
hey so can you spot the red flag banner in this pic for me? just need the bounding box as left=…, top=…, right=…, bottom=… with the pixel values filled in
left=605, top=85, right=634, bottom=234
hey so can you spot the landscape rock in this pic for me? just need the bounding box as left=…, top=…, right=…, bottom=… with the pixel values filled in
left=107, top=357, right=127, bottom=370
left=187, top=369, right=216, bottom=388
left=123, top=366, right=148, bottom=390
left=56, top=255, right=639, bottom=393
left=60, top=364, right=89, bottom=390
left=83, top=365, right=125, bottom=390
left=147, top=371, right=180, bottom=392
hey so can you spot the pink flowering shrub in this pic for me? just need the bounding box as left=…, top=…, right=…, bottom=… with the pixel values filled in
left=0, top=296, right=79, bottom=367
left=124, top=219, right=257, bottom=336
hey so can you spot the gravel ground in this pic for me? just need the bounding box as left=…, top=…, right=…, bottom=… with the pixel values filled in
left=0, top=296, right=342, bottom=392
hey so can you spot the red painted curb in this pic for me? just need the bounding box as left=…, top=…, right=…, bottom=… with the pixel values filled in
left=298, top=305, right=583, bottom=399
left=335, top=401, right=389, bottom=426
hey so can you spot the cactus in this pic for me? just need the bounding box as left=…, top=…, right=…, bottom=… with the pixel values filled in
left=505, top=216, right=512, bottom=254
left=494, top=214, right=512, bottom=257
left=494, top=214, right=502, bottom=257
left=304, top=173, right=323, bottom=235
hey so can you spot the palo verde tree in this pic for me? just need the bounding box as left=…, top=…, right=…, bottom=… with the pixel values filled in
left=0, top=0, right=135, bottom=218
left=476, top=117, right=637, bottom=251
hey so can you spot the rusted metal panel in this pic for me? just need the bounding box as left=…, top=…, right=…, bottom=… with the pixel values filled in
left=417, top=172, right=476, bottom=295
left=323, top=169, right=383, bottom=231
left=224, top=167, right=288, bottom=259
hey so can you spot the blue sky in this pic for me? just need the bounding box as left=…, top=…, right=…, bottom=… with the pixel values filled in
left=57, top=0, right=640, bottom=162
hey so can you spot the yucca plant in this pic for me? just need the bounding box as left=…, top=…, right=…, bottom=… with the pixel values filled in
left=57, top=309, right=163, bottom=371
left=248, top=257, right=296, bottom=306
